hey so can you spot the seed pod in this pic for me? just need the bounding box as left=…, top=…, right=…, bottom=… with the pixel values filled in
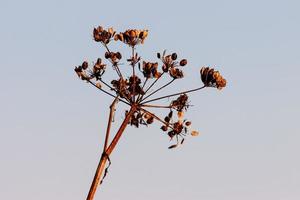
left=179, top=59, right=187, bottom=66
left=146, top=117, right=154, bottom=124
left=164, top=116, right=170, bottom=123
left=157, top=52, right=161, bottom=59
left=168, top=110, right=173, bottom=118
left=162, top=65, right=168, bottom=72
left=116, top=52, right=122, bottom=60
left=105, top=52, right=111, bottom=59
left=171, top=53, right=177, bottom=60
left=161, top=125, right=168, bottom=131
left=95, top=82, right=101, bottom=88
left=185, top=121, right=192, bottom=126
left=82, top=61, right=88, bottom=70
left=191, top=130, right=199, bottom=136
left=96, top=58, right=102, bottom=65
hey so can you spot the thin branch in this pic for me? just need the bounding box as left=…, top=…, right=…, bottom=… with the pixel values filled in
left=140, top=72, right=165, bottom=101
left=99, top=79, right=131, bottom=103
left=103, top=96, right=119, bottom=151
left=103, top=43, right=123, bottom=79
left=141, top=78, right=175, bottom=102
left=141, top=85, right=206, bottom=104
left=141, top=104, right=172, bottom=109
left=139, top=107, right=173, bottom=129
left=137, top=77, right=148, bottom=102
left=132, top=47, right=136, bottom=103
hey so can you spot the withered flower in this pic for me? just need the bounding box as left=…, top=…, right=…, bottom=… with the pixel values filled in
left=93, top=26, right=115, bottom=44
left=74, top=25, right=228, bottom=198
left=141, top=61, right=160, bottom=78
left=171, top=94, right=189, bottom=111
left=114, top=29, right=148, bottom=46
left=105, top=52, right=122, bottom=64
left=158, top=51, right=186, bottom=79
left=200, top=67, right=227, bottom=89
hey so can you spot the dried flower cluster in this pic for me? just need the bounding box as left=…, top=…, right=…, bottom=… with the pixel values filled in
left=93, top=26, right=115, bottom=44
left=200, top=67, right=227, bottom=89
left=114, top=29, right=148, bottom=46
left=74, top=25, right=227, bottom=200
left=158, top=51, right=187, bottom=79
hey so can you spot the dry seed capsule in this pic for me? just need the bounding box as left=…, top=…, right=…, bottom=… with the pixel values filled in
left=157, top=52, right=161, bottom=59
left=82, top=61, right=88, bottom=70
left=171, top=53, right=177, bottom=60
left=161, top=125, right=168, bottom=131
left=179, top=59, right=187, bottom=66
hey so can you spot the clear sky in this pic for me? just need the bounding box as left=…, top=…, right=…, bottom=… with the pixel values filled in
left=0, top=0, right=299, bottom=199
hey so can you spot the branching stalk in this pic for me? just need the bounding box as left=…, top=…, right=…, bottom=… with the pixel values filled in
left=141, top=78, right=175, bottom=102
left=142, top=85, right=206, bottom=104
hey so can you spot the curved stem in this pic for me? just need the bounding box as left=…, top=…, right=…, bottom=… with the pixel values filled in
left=142, top=86, right=206, bottom=105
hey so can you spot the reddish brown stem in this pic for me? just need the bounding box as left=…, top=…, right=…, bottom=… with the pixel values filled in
left=86, top=106, right=136, bottom=200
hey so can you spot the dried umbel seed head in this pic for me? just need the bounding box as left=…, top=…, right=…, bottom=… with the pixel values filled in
left=74, top=61, right=91, bottom=80
left=114, top=29, right=148, bottom=46
left=171, top=94, right=189, bottom=111
left=142, top=61, right=160, bottom=78
left=169, top=68, right=184, bottom=79
left=93, top=26, right=115, bottom=44
left=179, top=59, right=187, bottom=66
left=105, top=52, right=122, bottom=63
left=200, top=67, right=227, bottom=89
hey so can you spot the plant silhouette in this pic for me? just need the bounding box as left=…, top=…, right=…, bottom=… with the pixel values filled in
left=74, top=26, right=227, bottom=200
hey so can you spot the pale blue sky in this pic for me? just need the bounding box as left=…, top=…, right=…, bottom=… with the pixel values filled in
left=1, top=0, right=300, bottom=199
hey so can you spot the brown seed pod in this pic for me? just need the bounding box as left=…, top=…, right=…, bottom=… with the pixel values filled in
left=157, top=52, right=161, bottom=59
left=161, top=126, right=168, bottom=131
left=116, top=52, right=122, bottom=60
left=179, top=59, right=187, bottom=66
left=164, top=116, right=170, bottom=123
left=185, top=121, right=192, bottom=126
left=82, top=61, right=88, bottom=70
left=105, top=52, right=111, bottom=59
left=171, top=53, right=177, bottom=60
left=146, top=117, right=154, bottom=124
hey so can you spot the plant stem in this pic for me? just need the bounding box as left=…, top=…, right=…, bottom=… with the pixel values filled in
left=103, top=97, right=119, bottom=151
left=140, top=72, right=164, bottom=102
left=141, top=104, right=172, bottom=109
left=86, top=106, right=136, bottom=200
left=142, top=86, right=206, bottom=104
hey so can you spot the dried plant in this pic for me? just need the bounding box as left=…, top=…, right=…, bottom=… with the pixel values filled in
left=74, top=25, right=227, bottom=200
